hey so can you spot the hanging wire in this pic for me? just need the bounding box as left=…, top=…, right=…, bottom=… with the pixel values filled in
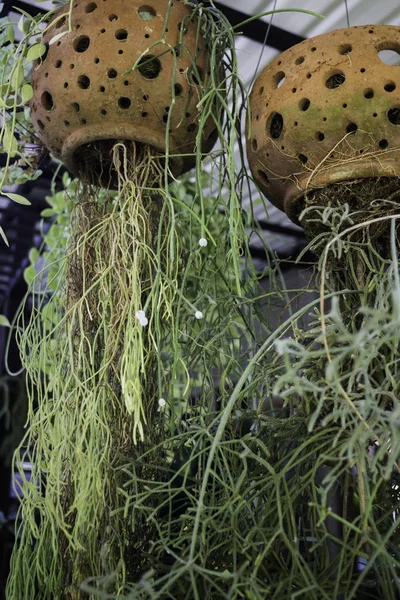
left=344, top=0, right=350, bottom=27
left=250, top=0, right=278, bottom=90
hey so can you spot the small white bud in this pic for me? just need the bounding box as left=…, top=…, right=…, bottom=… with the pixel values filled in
left=195, top=311, right=203, bottom=320
left=158, top=398, right=166, bottom=408
left=199, top=238, right=208, bottom=247
left=139, top=317, right=148, bottom=327
left=135, top=310, right=146, bottom=320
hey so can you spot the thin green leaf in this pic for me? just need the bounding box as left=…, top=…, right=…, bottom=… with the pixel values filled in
left=0, top=225, right=9, bottom=246
left=49, top=31, right=67, bottom=46
left=6, top=25, right=14, bottom=44
left=3, top=192, right=31, bottom=205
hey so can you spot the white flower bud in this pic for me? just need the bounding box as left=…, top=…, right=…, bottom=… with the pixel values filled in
left=199, top=238, right=208, bottom=247
left=139, top=317, right=148, bottom=327
left=158, top=398, right=166, bottom=408
left=195, top=311, right=203, bottom=320
left=135, top=310, right=146, bottom=320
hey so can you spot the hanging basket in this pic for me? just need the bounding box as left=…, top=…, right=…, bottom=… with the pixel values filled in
left=31, top=0, right=218, bottom=187
left=247, top=25, right=400, bottom=224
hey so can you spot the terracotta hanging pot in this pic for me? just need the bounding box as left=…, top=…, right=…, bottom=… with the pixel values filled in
left=30, top=0, right=218, bottom=187
left=247, top=25, right=400, bottom=224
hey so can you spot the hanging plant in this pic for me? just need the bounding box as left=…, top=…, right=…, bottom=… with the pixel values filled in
left=2, top=1, right=326, bottom=598
left=246, top=24, right=400, bottom=599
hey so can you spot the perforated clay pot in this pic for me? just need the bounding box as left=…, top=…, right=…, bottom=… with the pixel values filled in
left=247, top=25, right=400, bottom=224
left=31, top=0, right=218, bottom=187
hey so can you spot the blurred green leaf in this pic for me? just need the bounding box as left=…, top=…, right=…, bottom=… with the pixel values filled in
left=21, top=83, right=33, bottom=103
left=2, top=127, right=18, bottom=157
left=23, top=265, right=36, bottom=285
left=0, top=315, right=10, bottom=327
left=26, top=43, right=47, bottom=63
left=3, top=192, right=31, bottom=205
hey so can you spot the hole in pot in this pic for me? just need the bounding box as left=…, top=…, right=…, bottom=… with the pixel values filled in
left=41, top=91, right=54, bottom=110
left=100, top=109, right=107, bottom=115
left=40, top=44, right=49, bottom=63
left=138, top=5, right=157, bottom=20
left=108, top=14, right=118, bottom=21
left=78, top=75, right=90, bottom=89
left=388, top=107, right=400, bottom=124
left=115, top=29, right=128, bottom=40
left=274, top=71, right=285, bottom=88
left=342, top=103, right=347, bottom=108
left=385, top=81, right=396, bottom=92
left=311, top=46, right=317, bottom=52
left=70, top=64, right=75, bottom=69
left=325, top=71, right=346, bottom=88
left=177, top=21, right=188, bottom=35
left=258, top=170, right=270, bottom=186
left=94, top=57, right=100, bottom=64
left=124, top=80, right=129, bottom=85
left=268, top=112, right=283, bottom=139
left=191, top=67, right=203, bottom=85
left=85, top=2, right=97, bottom=12
left=145, top=33, right=150, bottom=39
left=55, top=59, right=62, bottom=68
left=71, top=102, right=80, bottom=112
left=107, top=68, right=117, bottom=78
left=292, top=87, right=297, bottom=93
left=118, top=97, right=131, bottom=109
left=64, top=120, right=70, bottom=127
left=174, top=83, right=183, bottom=96
left=141, top=111, right=148, bottom=117
left=187, top=123, right=197, bottom=133
left=299, top=98, right=310, bottom=111
left=73, top=35, right=91, bottom=53
left=295, top=56, right=304, bottom=65
left=55, top=15, right=66, bottom=28
left=379, top=138, right=389, bottom=149
left=258, top=86, right=264, bottom=96
left=64, top=82, right=69, bottom=88
left=360, top=68, right=366, bottom=73
left=378, top=48, right=400, bottom=65
left=143, top=94, right=149, bottom=100
left=298, top=154, right=308, bottom=164
left=346, top=122, right=358, bottom=133
left=137, top=55, right=161, bottom=79
left=99, top=85, right=105, bottom=92
left=100, top=28, right=106, bottom=33
left=118, top=50, right=123, bottom=55
left=306, top=73, right=312, bottom=79
left=364, top=88, right=374, bottom=99
left=316, top=132, right=325, bottom=141
left=162, top=114, right=168, bottom=123
left=37, top=119, right=45, bottom=130
left=252, top=139, right=258, bottom=151
left=339, top=44, right=352, bottom=55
